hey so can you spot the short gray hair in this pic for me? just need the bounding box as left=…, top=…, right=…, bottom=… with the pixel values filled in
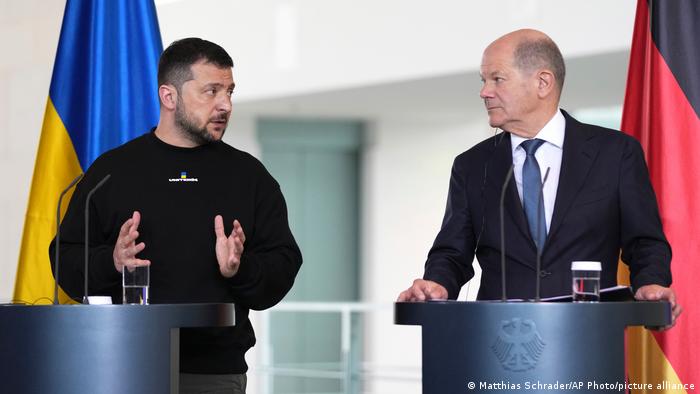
left=513, top=38, right=566, bottom=94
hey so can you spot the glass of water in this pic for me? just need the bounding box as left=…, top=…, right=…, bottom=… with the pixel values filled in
left=122, top=265, right=149, bottom=305
left=571, top=261, right=601, bottom=302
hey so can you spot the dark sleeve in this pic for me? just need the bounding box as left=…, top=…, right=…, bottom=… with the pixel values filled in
left=423, top=156, right=476, bottom=299
left=48, top=168, right=121, bottom=301
left=619, top=137, right=672, bottom=290
left=227, top=176, right=302, bottom=310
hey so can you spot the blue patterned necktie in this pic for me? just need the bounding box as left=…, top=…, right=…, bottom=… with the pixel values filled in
left=521, top=139, right=547, bottom=251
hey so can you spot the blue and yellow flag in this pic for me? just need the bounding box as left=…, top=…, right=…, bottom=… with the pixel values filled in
left=13, top=0, right=163, bottom=304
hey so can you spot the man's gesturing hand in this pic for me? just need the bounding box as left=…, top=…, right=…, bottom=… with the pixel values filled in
left=113, top=211, right=150, bottom=273
left=214, top=215, right=246, bottom=278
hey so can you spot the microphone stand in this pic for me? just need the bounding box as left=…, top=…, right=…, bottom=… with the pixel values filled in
left=499, top=165, right=515, bottom=302
left=535, top=167, right=551, bottom=302
left=54, top=173, right=84, bottom=305
left=82, top=174, right=111, bottom=305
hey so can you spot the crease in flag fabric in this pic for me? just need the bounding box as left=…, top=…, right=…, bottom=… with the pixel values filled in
left=13, top=0, right=163, bottom=305
left=620, top=0, right=699, bottom=392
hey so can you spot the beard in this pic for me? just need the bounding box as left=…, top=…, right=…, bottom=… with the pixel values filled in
left=174, top=100, right=227, bottom=146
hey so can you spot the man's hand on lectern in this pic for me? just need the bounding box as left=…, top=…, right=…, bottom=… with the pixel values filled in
left=397, top=279, right=448, bottom=302
left=635, top=284, right=682, bottom=330
left=113, top=211, right=151, bottom=273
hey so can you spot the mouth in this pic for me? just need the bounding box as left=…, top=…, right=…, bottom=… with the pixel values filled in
left=484, top=99, right=501, bottom=112
left=209, top=117, right=229, bottom=128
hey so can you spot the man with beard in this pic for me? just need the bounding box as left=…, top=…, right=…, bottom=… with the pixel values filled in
left=50, top=38, right=302, bottom=393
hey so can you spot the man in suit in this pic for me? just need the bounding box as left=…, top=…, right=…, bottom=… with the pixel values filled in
left=398, top=29, right=681, bottom=326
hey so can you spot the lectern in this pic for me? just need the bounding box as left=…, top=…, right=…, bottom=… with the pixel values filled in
left=0, top=303, right=235, bottom=394
left=395, top=301, right=670, bottom=394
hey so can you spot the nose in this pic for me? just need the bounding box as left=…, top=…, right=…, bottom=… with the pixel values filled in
left=479, top=82, right=492, bottom=99
left=217, top=94, right=232, bottom=113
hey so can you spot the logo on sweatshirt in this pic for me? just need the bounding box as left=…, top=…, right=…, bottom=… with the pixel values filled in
left=169, top=171, right=198, bottom=182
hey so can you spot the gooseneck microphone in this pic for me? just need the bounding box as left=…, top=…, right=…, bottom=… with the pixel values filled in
left=499, top=165, right=515, bottom=302
left=474, top=128, right=507, bottom=252
left=535, top=167, right=551, bottom=302
left=82, top=174, right=111, bottom=305
left=53, top=173, right=84, bottom=305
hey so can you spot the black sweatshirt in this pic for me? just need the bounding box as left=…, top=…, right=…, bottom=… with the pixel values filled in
left=49, top=130, right=302, bottom=374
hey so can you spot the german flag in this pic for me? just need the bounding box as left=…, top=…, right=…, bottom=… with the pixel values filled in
left=13, top=0, right=162, bottom=304
left=620, top=0, right=699, bottom=391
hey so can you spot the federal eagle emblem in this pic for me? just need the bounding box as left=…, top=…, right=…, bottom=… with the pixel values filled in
left=491, top=318, right=545, bottom=372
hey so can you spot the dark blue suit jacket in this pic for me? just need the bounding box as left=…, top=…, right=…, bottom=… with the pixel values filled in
left=424, top=110, right=672, bottom=300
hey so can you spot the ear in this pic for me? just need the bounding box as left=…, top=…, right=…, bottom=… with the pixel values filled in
left=536, top=70, right=556, bottom=99
left=159, top=84, right=178, bottom=111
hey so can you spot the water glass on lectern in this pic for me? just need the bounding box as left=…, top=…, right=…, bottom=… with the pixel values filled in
left=571, top=261, right=601, bottom=302
left=122, top=265, right=149, bottom=305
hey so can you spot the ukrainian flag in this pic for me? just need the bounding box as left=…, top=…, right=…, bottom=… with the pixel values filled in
left=13, top=0, right=163, bottom=304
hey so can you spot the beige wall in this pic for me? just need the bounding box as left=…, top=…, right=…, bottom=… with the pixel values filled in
left=0, top=1, right=65, bottom=301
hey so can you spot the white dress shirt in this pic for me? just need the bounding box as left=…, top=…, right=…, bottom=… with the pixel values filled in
left=510, top=109, right=566, bottom=233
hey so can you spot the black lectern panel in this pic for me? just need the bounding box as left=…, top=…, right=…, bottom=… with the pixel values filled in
left=0, top=303, right=235, bottom=394
left=395, top=301, right=670, bottom=394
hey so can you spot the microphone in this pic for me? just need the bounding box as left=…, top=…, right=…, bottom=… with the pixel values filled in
left=474, top=128, right=507, bottom=252
left=535, top=167, right=551, bottom=302
left=82, top=174, right=111, bottom=305
left=53, top=173, right=84, bottom=305
left=499, top=165, right=515, bottom=302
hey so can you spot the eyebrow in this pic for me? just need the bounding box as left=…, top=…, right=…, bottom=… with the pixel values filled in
left=203, top=82, right=236, bottom=90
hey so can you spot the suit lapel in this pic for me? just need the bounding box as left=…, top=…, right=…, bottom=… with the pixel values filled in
left=547, top=112, right=600, bottom=242
left=488, top=132, right=532, bottom=244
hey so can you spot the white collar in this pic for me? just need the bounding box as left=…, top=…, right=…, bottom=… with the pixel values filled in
left=510, top=109, right=566, bottom=153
